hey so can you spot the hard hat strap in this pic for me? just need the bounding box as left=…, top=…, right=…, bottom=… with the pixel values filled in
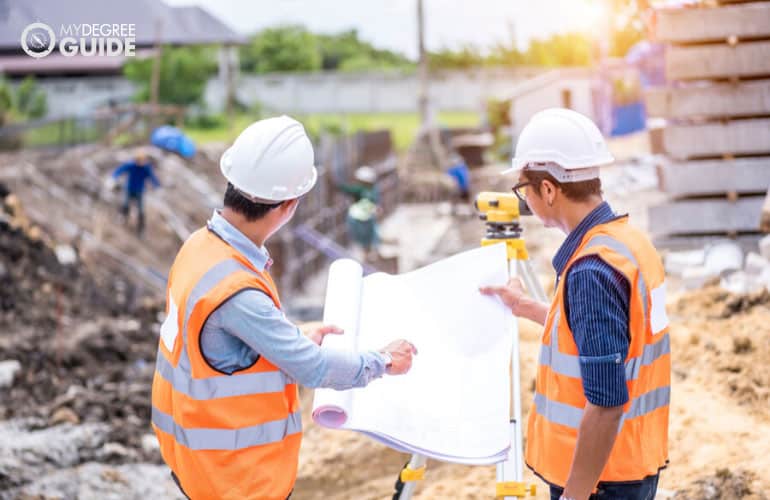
left=232, top=184, right=284, bottom=206
left=523, top=162, right=600, bottom=183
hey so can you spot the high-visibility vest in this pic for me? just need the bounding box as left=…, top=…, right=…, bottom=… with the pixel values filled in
left=526, top=217, right=670, bottom=487
left=151, top=227, right=301, bottom=500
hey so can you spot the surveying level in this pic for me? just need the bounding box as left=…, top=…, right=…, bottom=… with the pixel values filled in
left=395, top=192, right=546, bottom=500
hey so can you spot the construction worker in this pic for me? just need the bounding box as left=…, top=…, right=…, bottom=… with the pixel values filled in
left=340, top=165, right=380, bottom=262
left=481, top=108, right=670, bottom=500
left=111, top=149, right=160, bottom=235
left=150, top=116, right=416, bottom=500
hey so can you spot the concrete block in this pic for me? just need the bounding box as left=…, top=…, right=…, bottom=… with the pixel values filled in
left=656, top=2, right=770, bottom=43
left=666, top=41, right=770, bottom=81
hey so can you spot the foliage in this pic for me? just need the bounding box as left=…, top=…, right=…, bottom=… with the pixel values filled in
left=240, top=25, right=321, bottom=73
left=0, top=77, right=47, bottom=127
left=429, top=45, right=484, bottom=70
left=608, top=0, right=647, bottom=58
left=317, top=29, right=411, bottom=71
left=0, top=81, right=12, bottom=126
left=14, top=77, right=47, bottom=119
left=240, top=26, right=412, bottom=74
left=123, top=46, right=216, bottom=106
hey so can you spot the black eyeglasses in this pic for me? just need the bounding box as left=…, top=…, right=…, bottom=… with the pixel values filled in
left=511, top=181, right=531, bottom=202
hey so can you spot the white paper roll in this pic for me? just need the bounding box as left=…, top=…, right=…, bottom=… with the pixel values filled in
left=311, top=259, right=364, bottom=427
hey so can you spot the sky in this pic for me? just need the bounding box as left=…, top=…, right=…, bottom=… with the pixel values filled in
left=163, top=0, right=609, bottom=58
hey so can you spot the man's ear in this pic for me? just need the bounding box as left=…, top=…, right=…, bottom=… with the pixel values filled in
left=541, top=179, right=559, bottom=206
left=278, top=198, right=299, bottom=214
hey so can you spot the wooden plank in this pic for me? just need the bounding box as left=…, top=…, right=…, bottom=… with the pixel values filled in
left=666, top=41, right=770, bottom=81
left=660, top=158, right=770, bottom=196
left=656, top=3, right=770, bottom=43
left=645, top=80, right=770, bottom=119
left=648, top=197, right=764, bottom=236
left=662, top=118, right=770, bottom=159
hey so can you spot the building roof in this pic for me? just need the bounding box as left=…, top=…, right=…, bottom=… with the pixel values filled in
left=0, top=0, right=245, bottom=52
left=0, top=49, right=156, bottom=76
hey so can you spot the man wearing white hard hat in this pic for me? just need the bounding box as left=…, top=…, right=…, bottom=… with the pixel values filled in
left=150, top=116, right=417, bottom=500
left=481, top=109, right=670, bottom=500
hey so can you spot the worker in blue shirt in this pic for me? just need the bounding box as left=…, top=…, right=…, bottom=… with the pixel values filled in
left=481, top=109, right=668, bottom=500
left=111, top=149, right=160, bottom=235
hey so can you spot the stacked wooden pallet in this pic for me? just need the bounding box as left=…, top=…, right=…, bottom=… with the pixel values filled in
left=645, top=0, right=770, bottom=248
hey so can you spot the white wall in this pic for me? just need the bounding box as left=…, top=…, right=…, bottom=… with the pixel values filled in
left=205, top=68, right=543, bottom=114
left=28, top=67, right=583, bottom=119
left=33, top=76, right=137, bottom=117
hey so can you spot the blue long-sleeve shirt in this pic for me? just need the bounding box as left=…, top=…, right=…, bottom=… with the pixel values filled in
left=553, top=201, right=631, bottom=407
left=199, top=210, right=387, bottom=390
left=112, top=161, right=160, bottom=196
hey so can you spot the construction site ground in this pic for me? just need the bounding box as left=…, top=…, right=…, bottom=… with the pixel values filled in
left=1, top=133, right=768, bottom=499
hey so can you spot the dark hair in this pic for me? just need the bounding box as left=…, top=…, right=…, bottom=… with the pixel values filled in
left=223, top=183, right=283, bottom=221
left=524, top=170, right=602, bottom=202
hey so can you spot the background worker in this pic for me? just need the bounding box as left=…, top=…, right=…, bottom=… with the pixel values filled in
left=339, top=165, right=381, bottom=261
left=151, top=116, right=416, bottom=500
left=110, top=149, right=160, bottom=235
left=445, top=152, right=471, bottom=215
left=481, top=108, right=670, bottom=500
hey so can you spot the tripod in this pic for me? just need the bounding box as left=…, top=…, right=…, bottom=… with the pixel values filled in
left=394, top=192, right=546, bottom=500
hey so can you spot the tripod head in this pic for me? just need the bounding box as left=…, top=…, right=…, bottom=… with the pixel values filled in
left=474, top=192, right=530, bottom=241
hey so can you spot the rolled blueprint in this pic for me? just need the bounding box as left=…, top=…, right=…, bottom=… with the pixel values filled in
left=311, top=244, right=513, bottom=465
left=311, top=259, right=363, bottom=427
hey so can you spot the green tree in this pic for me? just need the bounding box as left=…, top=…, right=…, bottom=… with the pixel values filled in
left=0, top=80, right=12, bottom=126
left=123, top=46, right=216, bottom=106
left=14, top=76, right=47, bottom=119
left=318, top=29, right=411, bottom=71
left=240, top=25, right=321, bottom=73
left=429, top=45, right=483, bottom=70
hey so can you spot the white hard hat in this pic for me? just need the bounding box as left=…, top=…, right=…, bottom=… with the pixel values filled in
left=354, top=165, right=377, bottom=184
left=220, top=115, right=318, bottom=202
left=504, top=108, right=614, bottom=180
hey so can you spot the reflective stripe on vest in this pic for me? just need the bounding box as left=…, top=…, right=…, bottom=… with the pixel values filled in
left=533, top=386, right=670, bottom=430
left=155, top=350, right=287, bottom=399
left=538, top=312, right=671, bottom=382
left=153, top=406, right=302, bottom=450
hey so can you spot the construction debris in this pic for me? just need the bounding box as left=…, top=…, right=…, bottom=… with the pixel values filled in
left=0, top=185, right=169, bottom=496
left=0, top=360, right=20, bottom=389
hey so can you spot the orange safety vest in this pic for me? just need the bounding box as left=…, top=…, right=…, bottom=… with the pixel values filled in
left=151, top=227, right=301, bottom=500
left=526, top=217, right=670, bottom=487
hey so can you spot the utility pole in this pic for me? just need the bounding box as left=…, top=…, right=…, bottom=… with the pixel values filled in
left=417, top=0, right=428, bottom=128
left=415, top=0, right=445, bottom=169
left=150, top=19, right=163, bottom=127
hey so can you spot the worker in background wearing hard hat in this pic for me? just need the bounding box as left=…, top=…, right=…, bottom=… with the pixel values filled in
left=340, top=165, right=381, bottom=262
left=150, top=116, right=417, bottom=500
left=481, top=108, right=670, bottom=500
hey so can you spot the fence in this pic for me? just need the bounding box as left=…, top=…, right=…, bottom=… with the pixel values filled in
left=0, top=104, right=185, bottom=150
left=0, top=115, right=115, bottom=150
left=270, top=129, right=399, bottom=294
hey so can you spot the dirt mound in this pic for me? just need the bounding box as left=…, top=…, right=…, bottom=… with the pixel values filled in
left=674, top=468, right=766, bottom=500
left=0, top=183, right=134, bottom=330
left=0, top=186, right=164, bottom=492
left=670, top=286, right=770, bottom=414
